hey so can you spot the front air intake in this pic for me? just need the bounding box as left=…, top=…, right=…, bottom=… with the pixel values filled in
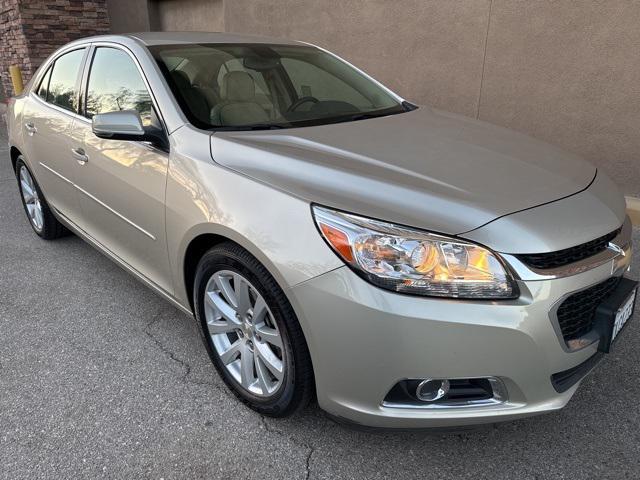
left=556, top=276, right=621, bottom=342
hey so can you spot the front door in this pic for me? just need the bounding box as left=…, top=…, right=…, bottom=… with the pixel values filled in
left=70, top=46, right=173, bottom=294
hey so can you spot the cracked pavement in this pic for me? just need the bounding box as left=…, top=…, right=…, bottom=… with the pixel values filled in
left=1, top=131, right=640, bottom=479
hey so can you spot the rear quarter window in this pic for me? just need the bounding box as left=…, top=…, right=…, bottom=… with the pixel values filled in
left=36, top=66, right=52, bottom=100
left=47, top=48, right=86, bottom=111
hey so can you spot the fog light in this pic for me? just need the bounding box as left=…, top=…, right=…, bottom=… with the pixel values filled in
left=383, top=377, right=507, bottom=409
left=416, top=379, right=450, bottom=402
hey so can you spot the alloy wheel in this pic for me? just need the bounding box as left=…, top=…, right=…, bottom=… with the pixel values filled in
left=204, top=270, right=285, bottom=397
left=19, top=166, right=43, bottom=232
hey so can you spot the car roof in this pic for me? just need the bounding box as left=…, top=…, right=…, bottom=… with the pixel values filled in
left=125, top=31, right=306, bottom=47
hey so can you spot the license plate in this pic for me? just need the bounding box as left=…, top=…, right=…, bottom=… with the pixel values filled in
left=612, top=288, right=636, bottom=342
left=595, top=278, right=637, bottom=353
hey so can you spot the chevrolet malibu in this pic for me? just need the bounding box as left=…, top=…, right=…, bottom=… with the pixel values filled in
left=6, top=32, right=636, bottom=428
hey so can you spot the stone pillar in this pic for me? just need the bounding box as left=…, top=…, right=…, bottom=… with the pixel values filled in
left=0, top=0, right=110, bottom=98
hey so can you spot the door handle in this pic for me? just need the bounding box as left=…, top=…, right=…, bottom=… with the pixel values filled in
left=71, top=147, right=89, bottom=165
left=24, top=122, right=37, bottom=135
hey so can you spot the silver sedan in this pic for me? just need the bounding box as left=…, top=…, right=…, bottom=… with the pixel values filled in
left=5, top=32, right=636, bottom=428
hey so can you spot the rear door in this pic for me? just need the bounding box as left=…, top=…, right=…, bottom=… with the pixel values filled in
left=69, top=45, right=173, bottom=294
left=21, top=47, right=88, bottom=224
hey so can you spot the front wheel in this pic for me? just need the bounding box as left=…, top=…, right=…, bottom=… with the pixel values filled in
left=194, top=242, right=314, bottom=417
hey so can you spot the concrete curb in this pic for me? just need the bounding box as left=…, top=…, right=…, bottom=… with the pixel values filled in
left=626, top=196, right=640, bottom=226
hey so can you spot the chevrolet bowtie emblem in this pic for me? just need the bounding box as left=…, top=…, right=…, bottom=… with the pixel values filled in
left=608, top=242, right=626, bottom=256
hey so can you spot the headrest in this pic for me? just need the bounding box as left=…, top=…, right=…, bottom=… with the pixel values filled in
left=171, top=70, right=191, bottom=90
left=222, top=71, right=256, bottom=102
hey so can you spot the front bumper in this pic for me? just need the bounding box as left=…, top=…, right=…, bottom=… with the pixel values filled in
left=289, top=247, right=633, bottom=428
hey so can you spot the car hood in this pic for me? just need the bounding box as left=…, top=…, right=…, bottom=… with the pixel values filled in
left=210, top=107, right=596, bottom=235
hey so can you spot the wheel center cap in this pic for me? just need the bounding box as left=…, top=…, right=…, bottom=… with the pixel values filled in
left=242, top=320, right=254, bottom=338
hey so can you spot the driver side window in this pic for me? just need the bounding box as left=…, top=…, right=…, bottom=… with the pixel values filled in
left=85, top=47, right=154, bottom=126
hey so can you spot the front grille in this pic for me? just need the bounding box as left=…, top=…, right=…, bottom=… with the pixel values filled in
left=517, top=228, right=621, bottom=270
left=556, top=277, right=620, bottom=342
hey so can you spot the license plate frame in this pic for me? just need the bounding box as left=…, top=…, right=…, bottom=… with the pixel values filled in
left=594, top=277, right=638, bottom=353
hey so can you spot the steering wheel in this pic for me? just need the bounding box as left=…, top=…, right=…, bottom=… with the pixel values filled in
left=287, top=96, right=319, bottom=112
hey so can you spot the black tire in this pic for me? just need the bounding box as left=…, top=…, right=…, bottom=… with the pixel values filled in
left=15, top=157, right=69, bottom=240
left=194, top=242, right=314, bottom=417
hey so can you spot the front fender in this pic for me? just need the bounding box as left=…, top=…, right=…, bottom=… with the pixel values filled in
left=166, top=126, right=342, bottom=309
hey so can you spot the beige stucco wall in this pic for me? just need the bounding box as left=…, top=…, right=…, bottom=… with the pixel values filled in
left=149, top=0, right=224, bottom=32
left=105, top=0, right=640, bottom=195
left=478, top=1, right=640, bottom=196
left=107, top=0, right=151, bottom=33
left=107, top=0, right=224, bottom=33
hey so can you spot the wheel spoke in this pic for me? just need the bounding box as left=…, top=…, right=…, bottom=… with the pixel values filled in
left=25, top=172, right=35, bottom=190
left=33, top=207, right=43, bottom=228
left=207, top=318, right=238, bottom=335
left=214, top=273, right=238, bottom=308
left=206, top=291, right=239, bottom=324
left=252, top=295, right=268, bottom=323
left=20, top=180, right=34, bottom=201
left=255, top=341, right=283, bottom=380
left=219, top=340, right=242, bottom=365
left=240, top=343, right=255, bottom=388
left=255, top=324, right=282, bottom=349
left=254, top=353, right=271, bottom=394
left=233, top=273, right=252, bottom=314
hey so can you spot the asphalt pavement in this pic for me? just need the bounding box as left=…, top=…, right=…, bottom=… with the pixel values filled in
left=1, top=133, right=640, bottom=479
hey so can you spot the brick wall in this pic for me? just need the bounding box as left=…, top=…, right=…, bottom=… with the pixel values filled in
left=0, top=0, right=110, bottom=99
left=0, top=0, right=24, bottom=99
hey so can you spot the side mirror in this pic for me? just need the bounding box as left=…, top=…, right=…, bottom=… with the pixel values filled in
left=92, top=110, right=147, bottom=141
left=92, top=110, right=169, bottom=151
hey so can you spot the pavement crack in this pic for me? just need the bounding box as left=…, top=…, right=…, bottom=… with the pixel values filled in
left=304, top=446, right=314, bottom=480
left=261, top=416, right=316, bottom=479
left=144, top=312, right=192, bottom=382
left=144, top=310, right=317, bottom=478
left=143, top=311, right=230, bottom=397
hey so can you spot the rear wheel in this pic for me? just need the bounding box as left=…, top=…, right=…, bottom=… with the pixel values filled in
left=15, top=157, right=68, bottom=239
left=194, top=242, right=314, bottom=416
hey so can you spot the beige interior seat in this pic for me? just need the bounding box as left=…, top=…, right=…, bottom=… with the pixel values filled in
left=210, top=71, right=270, bottom=126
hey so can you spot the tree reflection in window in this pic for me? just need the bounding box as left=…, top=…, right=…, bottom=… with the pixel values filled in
left=47, top=48, right=85, bottom=111
left=86, top=48, right=153, bottom=126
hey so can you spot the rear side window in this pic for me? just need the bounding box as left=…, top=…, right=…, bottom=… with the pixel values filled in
left=47, top=48, right=86, bottom=111
left=37, top=66, right=52, bottom=100
left=85, top=47, right=153, bottom=126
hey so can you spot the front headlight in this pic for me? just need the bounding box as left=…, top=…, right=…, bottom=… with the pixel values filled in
left=313, top=206, right=517, bottom=299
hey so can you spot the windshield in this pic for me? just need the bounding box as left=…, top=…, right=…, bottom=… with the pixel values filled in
left=150, top=43, right=410, bottom=130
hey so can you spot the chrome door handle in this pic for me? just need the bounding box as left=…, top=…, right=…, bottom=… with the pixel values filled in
left=71, top=147, right=89, bottom=165
left=24, top=122, right=37, bottom=135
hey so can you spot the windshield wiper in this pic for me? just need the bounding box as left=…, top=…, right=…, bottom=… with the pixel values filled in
left=332, top=109, right=405, bottom=124
left=347, top=112, right=389, bottom=121
left=213, top=123, right=287, bottom=131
